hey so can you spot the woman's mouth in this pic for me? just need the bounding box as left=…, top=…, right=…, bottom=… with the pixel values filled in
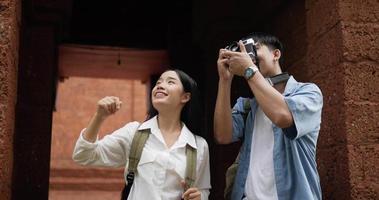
left=154, top=91, right=167, bottom=98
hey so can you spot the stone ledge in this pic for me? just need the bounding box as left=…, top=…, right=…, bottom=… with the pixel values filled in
left=50, top=168, right=124, bottom=178
left=49, top=168, right=125, bottom=191
left=49, top=176, right=124, bottom=191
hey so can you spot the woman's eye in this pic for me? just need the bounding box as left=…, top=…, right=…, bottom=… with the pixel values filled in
left=168, top=81, right=175, bottom=84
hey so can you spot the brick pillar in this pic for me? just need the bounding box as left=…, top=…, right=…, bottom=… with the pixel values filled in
left=306, top=0, right=379, bottom=199
left=339, top=0, right=379, bottom=198
left=0, top=0, right=20, bottom=200
left=12, top=25, right=58, bottom=199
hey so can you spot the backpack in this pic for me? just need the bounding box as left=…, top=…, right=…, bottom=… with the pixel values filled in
left=224, top=98, right=251, bottom=200
left=122, top=128, right=197, bottom=199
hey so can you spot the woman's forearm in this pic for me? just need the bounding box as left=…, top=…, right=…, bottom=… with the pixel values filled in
left=83, top=112, right=106, bottom=142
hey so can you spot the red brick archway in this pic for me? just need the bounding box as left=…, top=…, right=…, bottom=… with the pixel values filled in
left=1, top=0, right=378, bottom=200
left=49, top=45, right=168, bottom=199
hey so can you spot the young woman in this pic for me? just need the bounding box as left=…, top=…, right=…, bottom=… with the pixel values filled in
left=72, top=69, right=211, bottom=200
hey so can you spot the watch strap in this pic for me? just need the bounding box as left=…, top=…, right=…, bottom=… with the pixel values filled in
left=244, top=66, right=258, bottom=80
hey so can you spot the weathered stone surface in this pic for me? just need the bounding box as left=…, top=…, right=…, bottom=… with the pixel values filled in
left=287, top=58, right=308, bottom=81
left=306, top=0, right=340, bottom=39
left=345, top=101, right=379, bottom=145
left=312, top=64, right=345, bottom=107
left=306, top=0, right=379, bottom=198
left=347, top=144, right=379, bottom=200
left=341, top=22, right=379, bottom=62
left=317, top=145, right=351, bottom=200
left=306, top=23, right=344, bottom=78
left=270, top=0, right=307, bottom=70
left=0, top=0, right=18, bottom=199
left=344, top=61, right=379, bottom=103
left=339, top=0, right=379, bottom=24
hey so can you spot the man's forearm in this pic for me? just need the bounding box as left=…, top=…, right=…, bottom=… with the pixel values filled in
left=214, top=80, right=233, bottom=144
left=246, top=72, right=293, bottom=128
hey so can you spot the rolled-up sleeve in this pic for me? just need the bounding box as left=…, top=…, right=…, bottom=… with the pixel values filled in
left=283, top=83, right=323, bottom=139
left=72, top=121, right=139, bottom=167
left=195, top=137, right=211, bottom=200
left=231, top=97, right=248, bottom=142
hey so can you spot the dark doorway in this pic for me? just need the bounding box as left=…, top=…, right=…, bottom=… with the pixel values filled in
left=13, top=1, right=309, bottom=199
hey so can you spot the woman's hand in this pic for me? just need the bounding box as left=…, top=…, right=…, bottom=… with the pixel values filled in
left=96, top=96, right=122, bottom=119
left=182, top=187, right=201, bottom=200
left=82, top=96, right=122, bottom=142
left=181, top=181, right=201, bottom=200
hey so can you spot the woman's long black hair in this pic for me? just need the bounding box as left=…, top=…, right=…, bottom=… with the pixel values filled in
left=146, top=69, right=202, bottom=136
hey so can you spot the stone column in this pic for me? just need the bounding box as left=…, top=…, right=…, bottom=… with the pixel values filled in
left=306, top=0, right=379, bottom=199
left=0, top=0, right=20, bottom=200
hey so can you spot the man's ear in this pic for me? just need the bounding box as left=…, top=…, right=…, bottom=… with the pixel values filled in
left=273, top=49, right=281, bottom=62
left=181, top=92, right=191, bottom=104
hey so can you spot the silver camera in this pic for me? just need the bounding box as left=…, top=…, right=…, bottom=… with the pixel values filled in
left=225, top=38, right=259, bottom=64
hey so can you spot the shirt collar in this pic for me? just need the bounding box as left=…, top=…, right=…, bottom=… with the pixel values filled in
left=177, top=123, right=197, bottom=149
left=283, top=76, right=298, bottom=96
left=138, top=115, right=159, bottom=131
left=138, top=115, right=197, bottom=149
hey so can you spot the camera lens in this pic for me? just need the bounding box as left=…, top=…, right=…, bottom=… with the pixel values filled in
left=229, top=42, right=239, bottom=51
left=231, top=46, right=239, bottom=51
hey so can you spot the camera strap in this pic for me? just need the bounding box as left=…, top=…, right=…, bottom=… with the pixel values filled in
left=266, top=72, right=290, bottom=86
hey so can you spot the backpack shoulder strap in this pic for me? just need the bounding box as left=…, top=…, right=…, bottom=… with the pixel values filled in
left=128, top=128, right=150, bottom=174
left=241, top=98, right=251, bottom=137
left=128, top=127, right=197, bottom=190
left=242, top=98, right=251, bottom=119
left=185, top=138, right=197, bottom=190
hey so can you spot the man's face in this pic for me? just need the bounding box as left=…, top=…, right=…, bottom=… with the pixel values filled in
left=255, top=43, right=279, bottom=77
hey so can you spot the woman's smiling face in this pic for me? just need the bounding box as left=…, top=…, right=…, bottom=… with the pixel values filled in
left=152, top=70, right=190, bottom=111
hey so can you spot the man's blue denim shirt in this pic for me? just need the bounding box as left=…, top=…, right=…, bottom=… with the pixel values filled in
left=231, top=76, right=323, bottom=200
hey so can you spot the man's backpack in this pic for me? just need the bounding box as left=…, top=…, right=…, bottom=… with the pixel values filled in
left=121, top=128, right=197, bottom=200
left=224, top=98, right=251, bottom=200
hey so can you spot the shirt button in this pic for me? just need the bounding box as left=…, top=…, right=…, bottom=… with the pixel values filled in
left=153, top=170, right=165, bottom=185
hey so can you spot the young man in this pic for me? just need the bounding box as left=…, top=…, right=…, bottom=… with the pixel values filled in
left=214, top=32, right=323, bottom=200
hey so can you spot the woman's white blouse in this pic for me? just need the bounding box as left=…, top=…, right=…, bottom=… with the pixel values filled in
left=72, top=116, right=211, bottom=200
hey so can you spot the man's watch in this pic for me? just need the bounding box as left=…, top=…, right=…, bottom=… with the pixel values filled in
left=243, top=66, right=259, bottom=80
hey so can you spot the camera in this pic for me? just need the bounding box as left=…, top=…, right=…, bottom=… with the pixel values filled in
left=225, top=38, right=259, bottom=65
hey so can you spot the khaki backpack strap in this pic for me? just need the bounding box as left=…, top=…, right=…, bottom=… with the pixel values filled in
left=185, top=141, right=197, bottom=190
left=243, top=98, right=251, bottom=114
left=128, top=129, right=150, bottom=174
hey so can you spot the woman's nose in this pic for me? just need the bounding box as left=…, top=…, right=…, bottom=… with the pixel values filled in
left=155, top=83, right=165, bottom=91
left=156, top=84, right=164, bottom=89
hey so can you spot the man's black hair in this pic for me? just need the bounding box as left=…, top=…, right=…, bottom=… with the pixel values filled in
left=243, top=32, right=284, bottom=66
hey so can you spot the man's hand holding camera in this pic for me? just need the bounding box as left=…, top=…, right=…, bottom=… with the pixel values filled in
left=220, top=41, right=257, bottom=77
left=217, top=49, right=234, bottom=82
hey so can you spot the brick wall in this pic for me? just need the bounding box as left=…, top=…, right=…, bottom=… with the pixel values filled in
left=0, top=0, right=19, bottom=200
left=306, top=0, right=379, bottom=199
left=340, top=0, right=379, bottom=198
left=49, top=77, right=147, bottom=199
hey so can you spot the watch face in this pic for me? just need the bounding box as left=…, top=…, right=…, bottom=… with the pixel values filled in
left=245, top=68, right=253, bottom=78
